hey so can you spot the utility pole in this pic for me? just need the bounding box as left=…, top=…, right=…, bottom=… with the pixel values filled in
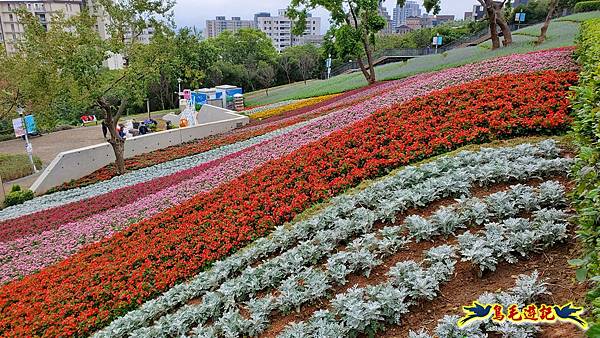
left=17, top=107, right=38, bottom=173
left=326, top=54, right=332, bottom=79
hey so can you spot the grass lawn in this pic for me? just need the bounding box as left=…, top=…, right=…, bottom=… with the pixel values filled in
left=0, top=153, right=43, bottom=181
left=245, top=11, right=600, bottom=107
left=119, top=109, right=177, bottom=123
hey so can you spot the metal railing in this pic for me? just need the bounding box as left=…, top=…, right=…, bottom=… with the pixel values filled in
left=329, top=46, right=451, bottom=77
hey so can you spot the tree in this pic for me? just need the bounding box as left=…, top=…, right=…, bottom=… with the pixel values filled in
left=537, top=0, right=560, bottom=44
left=176, top=28, right=218, bottom=89
left=81, top=0, right=174, bottom=174
left=295, top=45, right=319, bottom=84
left=278, top=53, right=295, bottom=84
left=256, top=61, right=276, bottom=96
left=287, top=0, right=386, bottom=85
left=209, top=29, right=277, bottom=90
left=419, top=0, right=513, bottom=50
left=144, top=29, right=178, bottom=111
left=536, top=0, right=571, bottom=45
left=0, top=12, right=88, bottom=129
left=10, top=1, right=174, bottom=174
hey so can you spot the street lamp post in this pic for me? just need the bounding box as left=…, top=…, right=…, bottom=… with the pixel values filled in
left=177, top=78, right=182, bottom=97
left=326, top=54, right=332, bottom=80
left=17, top=107, right=38, bottom=173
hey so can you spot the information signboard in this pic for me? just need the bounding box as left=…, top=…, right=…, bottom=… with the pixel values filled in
left=12, top=118, right=25, bottom=138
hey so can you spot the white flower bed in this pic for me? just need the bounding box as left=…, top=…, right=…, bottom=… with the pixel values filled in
left=0, top=117, right=319, bottom=222
left=93, top=140, right=570, bottom=338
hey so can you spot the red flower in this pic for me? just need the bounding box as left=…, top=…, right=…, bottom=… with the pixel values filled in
left=0, top=71, right=577, bottom=337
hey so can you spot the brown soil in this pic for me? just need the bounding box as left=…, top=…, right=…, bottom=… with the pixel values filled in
left=261, top=176, right=588, bottom=337
left=378, top=232, right=588, bottom=338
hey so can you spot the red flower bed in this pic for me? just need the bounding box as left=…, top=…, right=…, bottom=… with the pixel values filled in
left=0, top=71, right=577, bottom=337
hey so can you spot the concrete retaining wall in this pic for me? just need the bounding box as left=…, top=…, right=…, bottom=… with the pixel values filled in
left=30, top=105, right=249, bottom=194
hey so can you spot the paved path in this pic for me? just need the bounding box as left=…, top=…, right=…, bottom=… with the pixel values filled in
left=0, top=125, right=107, bottom=191
left=0, top=112, right=172, bottom=192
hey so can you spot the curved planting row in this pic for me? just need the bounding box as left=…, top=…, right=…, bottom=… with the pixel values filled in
left=0, top=70, right=576, bottom=337
left=107, top=151, right=568, bottom=337
left=245, top=94, right=340, bottom=120
left=277, top=200, right=568, bottom=337
left=0, top=70, right=577, bottom=285
left=96, top=140, right=564, bottom=337
left=0, top=107, right=382, bottom=283
left=0, top=46, right=577, bottom=226
left=0, top=49, right=577, bottom=227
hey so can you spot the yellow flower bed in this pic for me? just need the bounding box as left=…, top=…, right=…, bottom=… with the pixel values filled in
left=249, top=94, right=341, bottom=120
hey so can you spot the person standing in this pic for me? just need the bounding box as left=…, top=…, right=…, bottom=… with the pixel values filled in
left=101, top=121, right=108, bottom=139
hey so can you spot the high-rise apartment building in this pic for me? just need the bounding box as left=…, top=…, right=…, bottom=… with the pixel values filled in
left=378, top=0, right=393, bottom=34
left=0, top=0, right=152, bottom=69
left=392, top=0, right=421, bottom=29
left=0, top=0, right=82, bottom=54
left=204, top=16, right=254, bottom=38
left=255, top=9, right=321, bottom=53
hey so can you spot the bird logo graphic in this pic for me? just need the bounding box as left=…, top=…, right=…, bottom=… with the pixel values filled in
left=458, top=302, right=493, bottom=327
left=553, top=303, right=588, bottom=329
left=457, top=301, right=589, bottom=330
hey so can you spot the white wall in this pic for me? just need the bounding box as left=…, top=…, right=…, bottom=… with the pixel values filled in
left=31, top=106, right=249, bottom=194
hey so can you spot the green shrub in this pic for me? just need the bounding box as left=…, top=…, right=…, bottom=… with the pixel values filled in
left=570, top=18, right=600, bottom=331
left=0, top=134, right=13, bottom=142
left=4, top=185, right=34, bottom=207
left=575, top=1, right=600, bottom=12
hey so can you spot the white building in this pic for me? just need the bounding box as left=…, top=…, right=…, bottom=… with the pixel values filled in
left=205, top=16, right=254, bottom=39
left=255, top=9, right=321, bottom=53
left=0, top=0, right=152, bottom=69
left=392, top=0, right=421, bottom=29
left=378, top=0, right=393, bottom=34
left=0, top=0, right=82, bottom=54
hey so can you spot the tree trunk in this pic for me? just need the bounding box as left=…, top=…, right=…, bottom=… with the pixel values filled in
left=486, top=5, right=501, bottom=50
left=347, top=3, right=376, bottom=84
left=361, top=37, right=376, bottom=84
left=356, top=58, right=372, bottom=84
left=496, top=11, right=512, bottom=47
left=108, top=137, right=126, bottom=174
left=99, top=98, right=128, bottom=175
left=537, top=0, right=558, bottom=45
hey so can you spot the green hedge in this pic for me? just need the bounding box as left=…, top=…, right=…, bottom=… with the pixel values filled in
left=575, top=1, right=600, bottom=12
left=3, top=185, right=34, bottom=207
left=571, top=18, right=600, bottom=336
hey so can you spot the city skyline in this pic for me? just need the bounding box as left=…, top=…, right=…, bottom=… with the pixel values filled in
left=174, top=0, right=476, bottom=32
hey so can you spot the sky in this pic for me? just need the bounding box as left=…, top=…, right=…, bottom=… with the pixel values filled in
left=173, top=0, right=477, bottom=32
